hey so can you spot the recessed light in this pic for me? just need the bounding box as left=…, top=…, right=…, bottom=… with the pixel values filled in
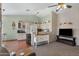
left=0, top=8, right=5, bottom=11
left=26, top=9, right=30, bottom=11
left=36, top=12, right=39, bottom=14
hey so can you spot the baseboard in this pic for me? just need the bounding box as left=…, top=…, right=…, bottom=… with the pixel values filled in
left=17, top=39, right=26, bottom=40
left=49, top=40, right=56, bottom=43
left=2, top=39, right=17, bottom=42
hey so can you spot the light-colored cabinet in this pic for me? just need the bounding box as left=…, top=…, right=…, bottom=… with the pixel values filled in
left=17, top=33, right=26, bottom=40
left=36, top=35, right=49, bottom=43
left=34, top=34, right=49, bottom=47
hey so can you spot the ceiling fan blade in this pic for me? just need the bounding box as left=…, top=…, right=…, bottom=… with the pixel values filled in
left=66, top=5, right=72, bottom=8
left=48, top=5, right=58, bottom=8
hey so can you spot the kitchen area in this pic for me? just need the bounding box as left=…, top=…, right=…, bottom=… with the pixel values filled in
left=16, top=12, right=58, bottom=47
left=16, top=20, right=50, bottom=46
left=26, top=21, right=50, bottom=46
left=30, top=13, right=58, bottom=46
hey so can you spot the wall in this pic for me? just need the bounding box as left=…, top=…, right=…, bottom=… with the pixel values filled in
left=2, top=15, right=41, bottom=40
left=0, top=3, right=2, bottom=45
left=58, top=5, right=79, bottom=45
left=49, top=12, right=58, bottom=42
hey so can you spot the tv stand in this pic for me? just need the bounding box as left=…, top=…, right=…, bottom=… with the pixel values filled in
left=56, top=35, right=76, bottom=46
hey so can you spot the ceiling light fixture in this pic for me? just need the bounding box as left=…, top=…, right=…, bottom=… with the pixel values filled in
left=0, top=8, right=5, bottom=11
left=36, top=12, right=39, bottom=14
left=48, top=3, right=72, bottom=12
left=26, top=9, right=30, bottom=11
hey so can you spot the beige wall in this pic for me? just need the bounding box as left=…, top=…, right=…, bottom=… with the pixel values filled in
left=0, top=3, right=2, bottom=45
left=58, top=6, right=79, bottom=45
left=49, top=12, right=58, bottom=42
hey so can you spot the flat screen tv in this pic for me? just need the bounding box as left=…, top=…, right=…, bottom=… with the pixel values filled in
left=59, top=29, right=73, bottom=36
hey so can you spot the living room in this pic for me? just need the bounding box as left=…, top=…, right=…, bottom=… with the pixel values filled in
left=0, top=3, right=79, bottom=56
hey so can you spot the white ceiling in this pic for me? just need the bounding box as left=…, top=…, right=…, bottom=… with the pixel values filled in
left=2, top=3, right=54, bottom=15
left=2, top=3, right=79, bottom=15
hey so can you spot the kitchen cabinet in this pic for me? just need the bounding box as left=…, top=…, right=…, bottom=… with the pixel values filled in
left=34, top=34, right=49, bottom=47
left=17, top=33, right=26, bottom=40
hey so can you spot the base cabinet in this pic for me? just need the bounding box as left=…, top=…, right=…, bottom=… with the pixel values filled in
left=17, top=33, right=26, bottom=40
left=34, top=34, right=49, bottom=47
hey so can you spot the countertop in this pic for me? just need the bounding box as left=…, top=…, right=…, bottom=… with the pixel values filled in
left=37, top=32, right=49, bottom=35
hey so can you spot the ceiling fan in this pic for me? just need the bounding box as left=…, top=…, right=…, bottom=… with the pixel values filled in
left=48, top=3, right=72, bottom=12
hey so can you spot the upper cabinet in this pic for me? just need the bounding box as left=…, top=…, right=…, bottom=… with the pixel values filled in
left=37, top=13, right=53, bottom=32
left=17, top=21, right=26, bottom=33
left=18, top=21, right=25, bottom=29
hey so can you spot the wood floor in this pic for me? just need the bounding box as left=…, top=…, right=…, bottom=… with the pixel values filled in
left=2, top=40, right=31, bottom=55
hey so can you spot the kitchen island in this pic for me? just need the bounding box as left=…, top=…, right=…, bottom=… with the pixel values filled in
left=34, top=32, right=49, bottom=47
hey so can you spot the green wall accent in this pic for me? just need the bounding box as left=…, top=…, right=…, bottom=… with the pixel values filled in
left=2, top=15, right=41, bottom=40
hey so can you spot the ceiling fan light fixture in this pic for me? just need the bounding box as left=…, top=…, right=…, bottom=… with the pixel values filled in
left=57, top=4, right=67, bottom=9
left=48, top=3, right=72, bottom=12
left=57, top=5, right=61, bottom=9
left=56, top=4, right=67, bottom=12
left=63, top=4, right=67, bottom=9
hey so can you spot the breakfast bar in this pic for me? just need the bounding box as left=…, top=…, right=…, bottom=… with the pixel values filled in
left=34, top=32, right=49, bottom=47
